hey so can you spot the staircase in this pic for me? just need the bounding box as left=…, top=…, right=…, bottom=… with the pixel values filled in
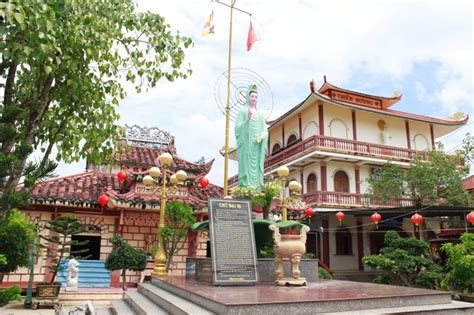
left=108, top=278, right=474, bottom=315
left=111, top=282, right=213, bottom=315
left=332, top=270, right=385, bottom=283
left=57, top=260, right=111, bottom=288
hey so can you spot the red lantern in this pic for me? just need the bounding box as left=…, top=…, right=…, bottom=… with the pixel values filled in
left=335, top=211, right=345, bottom=222
left=411, top=213, right=424, bottom=226
left=117, top=171, right=127, bottom=182
left=306, top=208, right=315, bottom=217
left=467, top=211, right=474, bottom=224
left=371, top=212, right=382, bottom=225
left=98, top=194, right=110, bottom=207
left=199, top=177, right=209, bottom=188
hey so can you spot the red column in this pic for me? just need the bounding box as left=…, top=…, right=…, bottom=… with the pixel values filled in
left=355, top=166, right=360, bottom=194
left=298, top=114, right=302, bottom=139
left=300, top=170, right=304, bottom=193
left=282, top=124, right=285, bottom=147
left=405, top=120, right=411, bottom=149
left=351, top=110, right=357, bottom=141
left=187, top=229, right=198, bottom=257
left=322, top=219, right=330, bottom=268
left=318, top=103, right=324, bottom=136
left=320, top=163, right=327, bottom=191
left=430, top=124, right=435, bottom=150
left=357, top=219, right=363, bottom=271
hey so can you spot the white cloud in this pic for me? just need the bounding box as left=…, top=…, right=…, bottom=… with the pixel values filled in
left=54, top=0, right=473, bottom=184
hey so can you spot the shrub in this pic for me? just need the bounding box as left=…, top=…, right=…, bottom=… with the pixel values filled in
left=441, top=233, right=474, bottom=293
left=318, top=267, right=333, bottom=279
left=0, top=285, right=22, bottom=306
left=106, top=235, right=146, bottom=290
left=0, top=209, right=36, bottom=283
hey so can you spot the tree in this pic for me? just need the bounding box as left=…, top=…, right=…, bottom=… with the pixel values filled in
left=441, top=233, right=474, bottom=293
left=105, top=235, right=147, bottom=291
left=0, top=209, right=35, bottom=282
left=367, top=140, right=472, bottom=208
left=40, top=215, right=88, bottom=284
left=0, top=1, right=193, bottom=213
left=362, top=230, right=442, bottom=289
left=158, top=200, right=196, bottom=271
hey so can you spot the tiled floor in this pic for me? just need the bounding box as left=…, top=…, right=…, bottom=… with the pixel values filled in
left=163, top=277, right=449, bottom=306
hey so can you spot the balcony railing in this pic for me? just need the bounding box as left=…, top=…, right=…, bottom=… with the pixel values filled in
left=228, top=135, right=428, bottom=187
left=303, top=191, right=413, bottom=208
left=265, top=135, right=428, bottom=170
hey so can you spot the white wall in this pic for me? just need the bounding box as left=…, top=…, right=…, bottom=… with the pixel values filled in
left=328, top=214, right=359, bottom=270
left=323, top=104, right=352, bottom=139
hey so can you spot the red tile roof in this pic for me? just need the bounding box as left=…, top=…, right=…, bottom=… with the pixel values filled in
left=29, top=171, right=222, bottom=209
left=115, top=146, right=214, bottom=175
left=464, top=175, right=474, bottom=191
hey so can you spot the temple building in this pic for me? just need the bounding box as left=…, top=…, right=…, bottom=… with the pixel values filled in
left=229, top=77, right=472, bottom=276
left=7, top=125, right=221, bottom=287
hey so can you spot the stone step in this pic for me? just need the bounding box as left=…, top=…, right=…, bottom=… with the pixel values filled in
left=96, top=307, right=114, bottom=315
left=123, top=291, right=168, bottom=315
left=111, top=299, right=137, bottom=315
left=139, top=282, right=214, bottom=315
left=319, top=300, right=474, bottom=314
left=60, top=291, right=123, bottom=306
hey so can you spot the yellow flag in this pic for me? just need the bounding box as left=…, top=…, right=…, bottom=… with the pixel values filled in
left=202, top=10, right=215, bottom=36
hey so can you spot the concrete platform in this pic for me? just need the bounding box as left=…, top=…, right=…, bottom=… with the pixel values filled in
left=150, top=277, right=469, bottom=314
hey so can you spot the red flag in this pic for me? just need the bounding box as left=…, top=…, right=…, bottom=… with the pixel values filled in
left=247, top=21, right=257, bottom=51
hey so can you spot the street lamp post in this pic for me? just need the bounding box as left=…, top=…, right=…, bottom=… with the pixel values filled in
left=143, top=153, right=187, bottom=279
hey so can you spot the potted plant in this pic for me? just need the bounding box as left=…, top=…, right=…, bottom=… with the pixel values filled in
left=37, top=215, right=88, bottom=298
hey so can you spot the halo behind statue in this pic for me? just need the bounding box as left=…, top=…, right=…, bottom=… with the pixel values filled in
left=214, top=68, right=274, bottom=122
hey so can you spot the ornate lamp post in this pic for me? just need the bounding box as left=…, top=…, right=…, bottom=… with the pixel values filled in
left=277, top=166, right=290, bottom=221
left=143, top=152, right=187, bottom=279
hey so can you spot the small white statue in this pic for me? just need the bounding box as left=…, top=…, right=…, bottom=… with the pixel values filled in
left=66, top=258, right=79, bottom=291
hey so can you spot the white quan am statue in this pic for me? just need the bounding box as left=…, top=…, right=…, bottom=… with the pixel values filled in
left=66, top=258, right=79, bottom=291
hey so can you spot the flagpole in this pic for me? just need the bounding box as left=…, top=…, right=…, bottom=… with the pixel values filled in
left=215, top=0, right=252, bottom=197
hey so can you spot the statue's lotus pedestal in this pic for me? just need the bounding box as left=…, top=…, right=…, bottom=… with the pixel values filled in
left=186, top=257, right=318, bottom=284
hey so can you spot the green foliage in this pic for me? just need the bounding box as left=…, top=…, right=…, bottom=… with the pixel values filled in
left=232, top=181, right=280, bottom=219
left=318, top=267, right=333, bottom=280
left=41, top=215, right=88, bottom=284
left=105, top=235, right=147, bottom=290
left=0, top=255, right=6, bottom=266
left=0, top=209, right=35, bottom=277
left=362, top=230, right=441, bottom=289
left=158, top=200, right=196, bottom=271
left=302, top=252, right=316, bottom=259
left=441, top=233, right=474, bottom=293
left=366, top=163, right=404, bottom=204
left=0, top=285, right=22, bottom=306
left=258, top=246, right=275, bottom=258
left=0, top=0, right=193, bottom=213
left=367, top=139, right=472, bottom=208
left=373, top=274, right=393, bottom=285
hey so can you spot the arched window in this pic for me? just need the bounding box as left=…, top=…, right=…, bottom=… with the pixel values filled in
left=329, top=119, right=349, bottom=139
left=335, top=227, right=353, bottom=255
left=287, top=134, right=299, bottom=147
left=303, top=121, right=318, bottom=139
left=272, top=143, right=282, bottom=155
left=307, top=173, right=317, bottom=193
left=413, top=134, right=430, bottom=151
left=334, top=170, right=349, bottom=193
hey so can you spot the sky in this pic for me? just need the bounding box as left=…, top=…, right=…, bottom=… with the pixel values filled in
left=58, top=0, right=473, bottom=185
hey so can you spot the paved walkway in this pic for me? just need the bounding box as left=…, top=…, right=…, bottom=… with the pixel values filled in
left=0, top=301, right=88, bottom=315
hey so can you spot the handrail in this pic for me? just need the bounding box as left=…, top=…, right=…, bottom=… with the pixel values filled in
left=302, top=191, right=413, bottom=207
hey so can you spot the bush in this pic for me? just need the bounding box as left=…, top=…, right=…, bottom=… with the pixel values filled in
left=374, top=275, right=393, bottom=285
left=362, top=230, right=441, bottom=289
left=0, top=209, right=36, bottom=282
left=441, top=233, right=474, bottom=293
left=106, top=235, right=147, bottom=290
left=318, top=267, right=332, bottom=279
left=0, top=285, right=22, bottom=306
